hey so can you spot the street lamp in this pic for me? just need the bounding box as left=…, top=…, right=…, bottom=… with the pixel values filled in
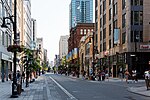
left=89, top=31, right=97, bottom=80
left=1, top=0, right=18, bottom=98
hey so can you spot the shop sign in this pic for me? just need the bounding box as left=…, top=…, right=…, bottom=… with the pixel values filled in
left=140, top=45, right=150, bottom=49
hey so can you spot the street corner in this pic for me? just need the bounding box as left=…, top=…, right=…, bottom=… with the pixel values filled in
left=128, top=86, right=150, bottom=97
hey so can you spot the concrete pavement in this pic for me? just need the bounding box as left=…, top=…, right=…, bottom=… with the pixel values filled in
left=0, top=74, right=150, bottom=100
left=0, top=74, right=62, bottom=100
left=128, top=86, right=150, bottom=97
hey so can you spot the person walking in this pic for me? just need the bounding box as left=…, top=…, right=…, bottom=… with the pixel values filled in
left=145, top=70, right=150, bottom=90
left=22, top=71, right=25, bottom=83
left=132, top=70, right=138, bottom=83
left=98, top=70, right=101, bottom=81
left=101, top=70, right=105, bottom=81
left=125, top=70, right=130, bottom=83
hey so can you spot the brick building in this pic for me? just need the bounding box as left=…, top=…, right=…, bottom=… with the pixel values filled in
left=68, top=23, right=94, bottom=71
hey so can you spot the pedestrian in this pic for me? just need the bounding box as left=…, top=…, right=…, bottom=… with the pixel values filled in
left=132, top=70, right=138, bottom=83
left=125, top=70, right=130, bottom=83
left=83, top=70, right=86, bottom=79
left=144, top=70, right=150, bottom=90
left=98, top=70, right=101, bottom=81
left=22, top=71, right=25, bottom=83
left=101, top=70, right=105, bottom=81
left=8, top=73, right=12, bottom=81
left=17, top=70, right=21, bottom=79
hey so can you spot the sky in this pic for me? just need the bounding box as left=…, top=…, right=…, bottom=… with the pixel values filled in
left=31, top=0, right=71, bottom=62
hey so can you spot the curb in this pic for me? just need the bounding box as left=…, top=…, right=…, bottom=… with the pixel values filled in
left=127, top=87, right=150, bottom=97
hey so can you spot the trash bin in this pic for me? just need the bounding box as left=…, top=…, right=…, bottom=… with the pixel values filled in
left=17, top=84, right=21, bottom=95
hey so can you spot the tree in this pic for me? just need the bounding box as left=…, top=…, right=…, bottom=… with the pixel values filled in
left=20, top=48, right=41, bottom=87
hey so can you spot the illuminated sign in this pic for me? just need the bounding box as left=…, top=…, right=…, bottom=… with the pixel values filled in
left=140, top=45, right=150, bottom=49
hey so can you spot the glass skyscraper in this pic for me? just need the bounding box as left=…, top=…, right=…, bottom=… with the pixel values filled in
left=69, top=0, right=93, bottom=29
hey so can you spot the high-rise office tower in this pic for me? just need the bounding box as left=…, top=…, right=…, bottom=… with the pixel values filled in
left=59, top=35, right=69, bottom=60
left=31, top=18, right=37, bottom=50
left=69, top=0, right=93, bottom=29
left=96, top=0, right=150, bottom=78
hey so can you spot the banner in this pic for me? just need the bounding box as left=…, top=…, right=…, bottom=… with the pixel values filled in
left=66, top=54, right=69, bottom=62
left=114, top=28, right=120, bottom=45
left=73, top=48, right=78, bottom=59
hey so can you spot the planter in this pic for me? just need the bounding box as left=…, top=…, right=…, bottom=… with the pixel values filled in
left=7, top=45, right=23, bottom=52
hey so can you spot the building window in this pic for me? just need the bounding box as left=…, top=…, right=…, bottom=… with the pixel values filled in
left=109, top=24, right=111, bottom=35
left=109, top=39, right=111, bottom=49
left=88, top=29, right=90, bottom=34
left=109, top=0, right=112, bottom=5
left=103, top=28, right=106, bottom=39
left=103, top=0, right=106, bottom=11
left=134, top=11, right=139, bottom=25
left=122, top=14, right=126, bottom=28
left=134, top=0, right=140, bottom=6
left=140, top=31, right=143, bottom=42
left=122, top=0, right=126, bottom=9
left=84, top=29, right=86, bottom=35
left=95, top=10, right=98, bottom=20
left=96, top=22, right=98, bottom=31
left=140, top=0, right=143, bottom=5
left=2, top=31, right=4, bottom=45
left=131, top=11, right=143, bottom=25
left=100, top=5, right=102, bottom=15
left=95, top=0, right=98, bottom=7
left=103, top=14, right=106, bottom=25
left=5, top=33, right=8, bottom=47
left=131, top=0, right=134, bottom=5
left=131, top=0, right=143, bottom=6
left=103, top=42, right=106, bottom=51
left=100, top=44, right=102, bottom=52
left=0, top=2, right=2, bottom=18
left=131, top=31, right=134, bottom=42
left=85, top=43, right=90, bottom=55
left=0, top=31, right=2, bottom=45
left=131, top=11, right=133, bottom=25
left=100, top=18, right=102, bottom=28
left=113, top=20, right=118, bottom=29
left=113, top=3, right=117, bottom=16
left=122, top=32, right=126, bottom=44
left=139, top=11, right=143, bottom=25
left=131, top=31, right=143, bottom=42
left=96, top=33, right=98, bottom=45
left=8, top=35, right=11, bottom=46
left=109, top=8, right=112, bottom=20
left=80, top=29, right=83, bottom=35
left=100, top=31, right=102, bottom=41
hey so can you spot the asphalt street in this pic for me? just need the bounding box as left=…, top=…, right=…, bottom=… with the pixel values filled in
left=1, top=73, right=149, bottom=100
left=46, top=73, right=150, bottom=100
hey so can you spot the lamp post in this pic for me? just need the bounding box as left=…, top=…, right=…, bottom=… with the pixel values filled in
left=1, top=0, right=18, bottom=98
left=89, top=31, right=96, bottom=80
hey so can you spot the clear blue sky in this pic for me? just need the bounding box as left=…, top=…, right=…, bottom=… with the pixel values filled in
left=31, top=0, right=71, bottom=61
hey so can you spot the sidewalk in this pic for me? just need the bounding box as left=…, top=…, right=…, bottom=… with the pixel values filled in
left=128, top=86, right=150, bottom=97
left=0, top=75, right=62, bottom=100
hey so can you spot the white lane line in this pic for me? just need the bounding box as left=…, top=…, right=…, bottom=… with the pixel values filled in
left=49, top=76, right=78, bottom=100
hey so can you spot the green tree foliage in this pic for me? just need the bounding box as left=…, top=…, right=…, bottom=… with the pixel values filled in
left=20, top=48, right=41, bottom=72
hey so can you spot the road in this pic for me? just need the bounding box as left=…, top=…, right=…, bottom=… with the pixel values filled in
left=45, top=73, right=150, bottom=100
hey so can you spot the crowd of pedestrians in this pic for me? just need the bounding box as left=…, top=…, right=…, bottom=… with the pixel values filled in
left=80, top=68, right=150, bottom=84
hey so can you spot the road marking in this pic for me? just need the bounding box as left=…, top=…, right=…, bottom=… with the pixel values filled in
left=49, top=76, right=78, bottom=100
